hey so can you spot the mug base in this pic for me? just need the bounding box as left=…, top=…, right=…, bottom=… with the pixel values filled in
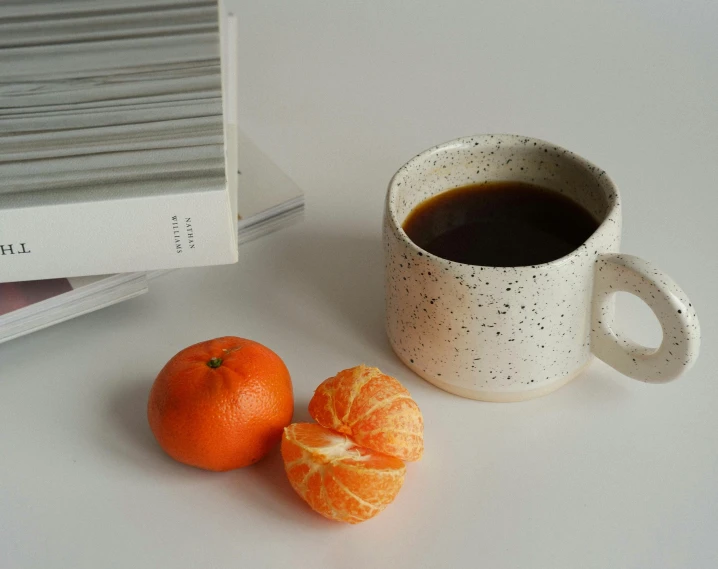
left=391, top=344, right=593, bottom=402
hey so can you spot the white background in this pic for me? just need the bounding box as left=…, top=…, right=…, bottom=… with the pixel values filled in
left=2, top=1, right=717, bottom=567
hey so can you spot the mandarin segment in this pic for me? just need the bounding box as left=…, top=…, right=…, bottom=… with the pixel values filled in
left=281, top=423, right=406, bottom=524
left=308, top=365, right=424, bottom=461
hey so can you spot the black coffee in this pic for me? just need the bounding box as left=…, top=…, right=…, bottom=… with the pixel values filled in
left=402, top=181, right=599, bottom=267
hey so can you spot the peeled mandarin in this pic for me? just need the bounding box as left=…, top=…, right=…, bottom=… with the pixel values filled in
left=281, top=422, right=406, bottom=524
left=308, top=365, right=424, bottom=462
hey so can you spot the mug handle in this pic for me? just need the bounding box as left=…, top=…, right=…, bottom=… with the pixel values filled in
left=591, top=254, right=700, bottom=382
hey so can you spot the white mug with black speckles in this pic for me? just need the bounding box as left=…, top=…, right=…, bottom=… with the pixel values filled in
left=384, top=134, right=701, bottom=402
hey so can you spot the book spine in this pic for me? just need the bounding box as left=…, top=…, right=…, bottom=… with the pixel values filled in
left=0, top=190, right=237, bottom=283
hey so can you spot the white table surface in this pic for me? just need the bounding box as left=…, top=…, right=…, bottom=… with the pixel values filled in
left=2, top=1, right=717, bottom=568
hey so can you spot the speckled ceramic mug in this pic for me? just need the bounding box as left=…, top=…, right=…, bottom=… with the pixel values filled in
left=384, top=135, right=700, bottom=402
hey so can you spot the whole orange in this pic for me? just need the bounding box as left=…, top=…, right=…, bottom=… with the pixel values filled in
left=147, top=336, right=293, bottom=471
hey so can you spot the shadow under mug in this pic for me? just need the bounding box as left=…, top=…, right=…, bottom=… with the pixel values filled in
left=383, top=134, right=700, bottom=402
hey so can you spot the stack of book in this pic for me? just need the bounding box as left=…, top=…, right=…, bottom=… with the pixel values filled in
left=0, top=0, right=304, bottom=343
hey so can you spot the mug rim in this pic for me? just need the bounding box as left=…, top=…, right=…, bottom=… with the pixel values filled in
left=386, top=133, right=621, bottom=270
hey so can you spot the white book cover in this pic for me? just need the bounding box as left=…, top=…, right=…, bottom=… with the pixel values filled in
left=0, top=130, right=305, bottom=345
left=0, top=0, right=239, bottom=283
